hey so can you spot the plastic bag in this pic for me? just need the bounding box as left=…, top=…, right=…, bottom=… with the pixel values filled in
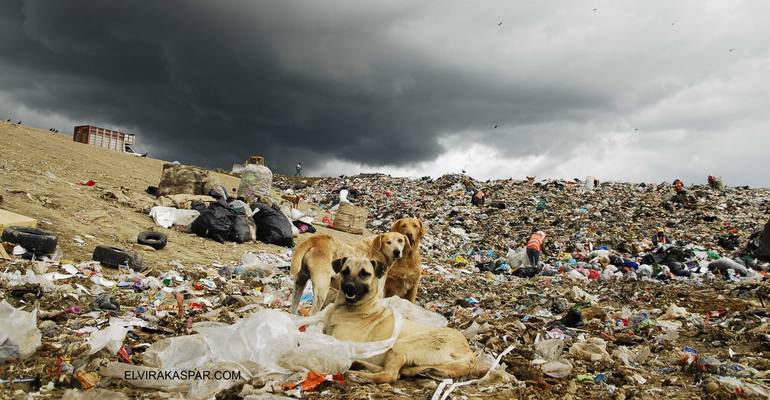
left=532, top=336, right=573, bottom=378
left=191, top=203, right=235, bottom=243
left=382, top=296, right=447, bottom=327
left=660, top=304, right=689, bottom=320
left=505, top=248, right=527, bottom=268
left=230, top=215, right=252, bottom=243
left=709, top=257, right=749, bottom=276
left=87, top=323, right=128, bottom=355
left=193, top=307, right=402, bottom=374
left=0, top=300, right=41, bottom=362
left=143, top=334, right=211, bottom=369
left=237, top=164, right=273, bottom=203
left=613, top=345, right=650, bottom=368
left=118, top=305, right=409, bottom=398
left=534, top=338, right=564, bottom=361
left=252, top=203, right=294, bottom=247
left=569, top=337, right=612, bottom=362
left=87, top=317, right=147, bottom=355
left=149, top=206, right=200, bottom=228
left=339, top=189, right=350, bottom=204
left=718, top=376, right=770, bottom=397
left=541, top=359, right=573, bottom=378
left=228, top=200, right=254, bottom=217
left=570, top=286, right=598, bottom=304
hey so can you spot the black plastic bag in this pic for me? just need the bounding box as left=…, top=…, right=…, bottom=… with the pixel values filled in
left=230, top=215, right=251, bottom=243
left=252, top=203, right=294, bottom=247
left=191, top=203, right=234, bottom=243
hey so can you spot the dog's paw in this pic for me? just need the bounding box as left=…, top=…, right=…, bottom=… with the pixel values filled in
left=346, top=371, right=373, bottom=384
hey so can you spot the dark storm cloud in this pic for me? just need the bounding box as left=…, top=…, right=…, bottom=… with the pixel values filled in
left=1, top=1, right=769, bottom=185
left=0, top=0, right=609, bottom=174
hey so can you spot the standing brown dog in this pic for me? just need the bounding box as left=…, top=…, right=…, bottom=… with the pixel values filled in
left=290, top=232, right=409, bottom=314
left=384, top=217, right=425, bottom=302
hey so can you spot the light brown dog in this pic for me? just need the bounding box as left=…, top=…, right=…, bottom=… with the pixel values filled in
left=324, top=257, right=475, bottom=383
left=281, top=194, right=303, bottom=209
left=384, top=217, right=426, bottom=302
left=290, top=232, right=409, bottom=314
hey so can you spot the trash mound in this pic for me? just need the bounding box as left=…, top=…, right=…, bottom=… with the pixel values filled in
left=2, top=171, right=770, bottom=399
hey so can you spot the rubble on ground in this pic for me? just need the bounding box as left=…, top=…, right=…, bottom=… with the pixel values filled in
left=2, top=173, right=770, bottom=399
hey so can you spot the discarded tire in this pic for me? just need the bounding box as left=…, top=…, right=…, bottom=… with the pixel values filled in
left=137, top=231, right=167, bottom=250
left=92, top=245, right=144, bottom=271
left=1, top=226, right=58, bottom=256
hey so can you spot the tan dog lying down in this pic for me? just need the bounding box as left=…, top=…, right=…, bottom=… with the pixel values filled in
left=324, top=257, right=475, bottom=383
left=385, top=217, right=426, bottom=302
left=290, top=232, right=409, bottom=314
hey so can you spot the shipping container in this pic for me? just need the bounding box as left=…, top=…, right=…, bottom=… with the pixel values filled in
left=73, top=125, right=139, bottom=154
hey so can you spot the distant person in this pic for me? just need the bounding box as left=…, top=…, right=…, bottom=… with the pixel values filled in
left=673, top=179, right=684, bottom=193
left=295, top=161, right=302, bottom=177
left=526, top=230, right=547, bottom=266
left=708, top=175, right=724, bottom=191
left=652, top=228, right=671, bottom=246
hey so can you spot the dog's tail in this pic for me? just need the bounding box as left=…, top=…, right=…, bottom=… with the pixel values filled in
left=290, top=237, right=316, bottom=278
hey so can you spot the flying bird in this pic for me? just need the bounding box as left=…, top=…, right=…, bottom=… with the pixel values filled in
left=493, top=124, right=498, bottom=129
left=728, top=48, right=735, bottom=52
left=498, top=22, right=502, bottom=26
left=593, top=8, right=598, bottom=11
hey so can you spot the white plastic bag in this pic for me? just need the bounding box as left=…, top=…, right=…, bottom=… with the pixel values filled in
left=143, top=334, right=211, bottom=369
left=660, top=303, right=689, bottom=320
left=532, top=335, right=573, bottom=378
left=289, top=208, right=305, bottom=221
left=87, top=317, right=147, bottom=355
left=0, top=300, right=41, bottom=362
left=506, top=248, right=528, bottom=268
left=613, top=345, right=650, bottom=368
left=569, top=337, right=612, bottom=362
left=383, top=296, right=447, bottom=327
left=339, top=189, right=350, bottom=204
left=149, top=206, right=200, bottom=228
left=114, top=302, right=444, bottom=398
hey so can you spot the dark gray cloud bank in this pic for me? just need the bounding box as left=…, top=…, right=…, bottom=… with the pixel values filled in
left=1, top=1, right=769, bottom=185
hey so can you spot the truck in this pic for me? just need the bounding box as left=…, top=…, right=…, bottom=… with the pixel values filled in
left=72, top=125, right=146, bottom=156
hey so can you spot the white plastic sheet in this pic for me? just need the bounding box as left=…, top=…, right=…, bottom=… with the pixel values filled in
left=532, top=335, right=573, bottom=378
left=87, top=317, right=148, bottom=355
left=382, top=296, right=447, bottom=327
left=149, top=206, right=200, bottom=229
left=0, top=300, right=41, bottom=362
left=108, top=302, right=431, bottom=399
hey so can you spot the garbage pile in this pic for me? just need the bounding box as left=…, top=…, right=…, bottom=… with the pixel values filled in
left=279, top=174, right=770, bottom=280
left=1, top=173, right=770, bottom=399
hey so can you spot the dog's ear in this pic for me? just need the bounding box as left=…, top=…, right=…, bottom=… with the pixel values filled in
left=419, top=220, right=427, bottom=239
left=402, top=235, right=412, bottom=253
left=332, top=257, right=347, bottom=274
left=391, top=219, right=401, bottom=233
left=373, top=234, right=383, bottom=251
left=371, top=259, right=387, bottom=279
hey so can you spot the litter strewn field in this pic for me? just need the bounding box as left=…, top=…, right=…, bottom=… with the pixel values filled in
left=2, top=122, right=770, bottom=399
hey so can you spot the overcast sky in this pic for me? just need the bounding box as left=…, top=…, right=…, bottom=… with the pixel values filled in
left=1, top=1, right=769, bottom=186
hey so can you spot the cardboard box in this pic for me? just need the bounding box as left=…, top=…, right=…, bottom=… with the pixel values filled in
left=0, top=209, right=37, bottom=234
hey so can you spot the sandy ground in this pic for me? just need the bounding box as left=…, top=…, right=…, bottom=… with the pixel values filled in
left=0, top=121, right=358, bottom=269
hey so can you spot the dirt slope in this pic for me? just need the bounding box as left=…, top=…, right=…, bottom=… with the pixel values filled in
left=0, top=121, right=307, bottom=268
